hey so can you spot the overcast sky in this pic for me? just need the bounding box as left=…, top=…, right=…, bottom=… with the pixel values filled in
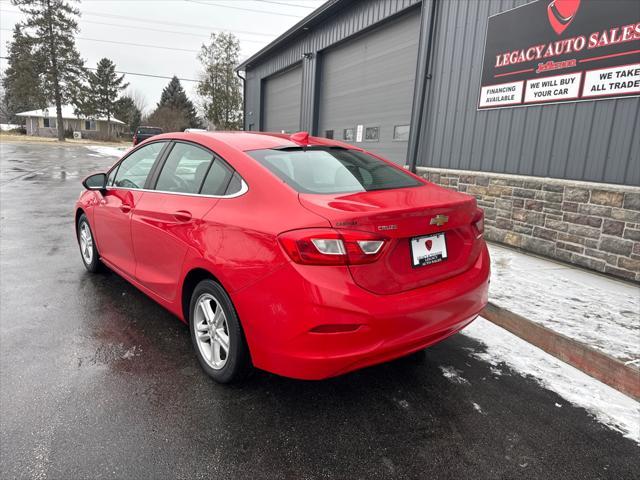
left=0, top=0, right=325, bottom=114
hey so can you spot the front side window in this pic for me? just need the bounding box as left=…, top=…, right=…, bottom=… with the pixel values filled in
left=324, top=130, right=334, bottom=139
left=113, top=142, right=166, bottom=189
left=44, top=117, right=56, bottom=128
left=85, top=119, right=97, bottom=131
left=155, top=143, right=213, bottom=194
left=248, top=147, right=421, bottom=194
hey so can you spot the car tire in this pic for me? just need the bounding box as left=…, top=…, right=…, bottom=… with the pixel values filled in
left=189, top=279, right=251, bottom=384
left=77, top=213, right=102, bottom=273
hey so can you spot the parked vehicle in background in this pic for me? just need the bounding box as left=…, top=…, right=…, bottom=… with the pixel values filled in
left=75, top=131, right=490, bottom=383
left=133, top=126, right=163, bottom=145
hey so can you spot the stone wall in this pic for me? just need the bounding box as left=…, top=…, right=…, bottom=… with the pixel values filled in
left=417, top=167, right=640, bottom=283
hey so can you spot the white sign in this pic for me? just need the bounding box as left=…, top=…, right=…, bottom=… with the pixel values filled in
left=478, top=81, right=523, bottom=108
left=582, top=63, right=640, bottom=98
left=355, top=124, right=363, bottom=143
left=411, top=233, right=448, bottom=267
left=524, top=72, right=581, bottom=104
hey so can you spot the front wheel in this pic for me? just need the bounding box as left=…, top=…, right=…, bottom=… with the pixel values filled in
left=189, top=279, right=251, bottom=383
left=77, top=213, right=102, bottom=273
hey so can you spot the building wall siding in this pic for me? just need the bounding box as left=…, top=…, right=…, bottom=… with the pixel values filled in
left=419, top=166, right=640, bottom=283
left=415, top=0, right=639, bottom=186
left=243, top=0, right=421, bottom=133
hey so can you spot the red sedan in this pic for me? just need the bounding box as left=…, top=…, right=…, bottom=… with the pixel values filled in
left=76, top=131, right=490, bottom=383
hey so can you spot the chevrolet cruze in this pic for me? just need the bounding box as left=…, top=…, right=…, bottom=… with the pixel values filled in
left=76, top=131, right=490, bottom=383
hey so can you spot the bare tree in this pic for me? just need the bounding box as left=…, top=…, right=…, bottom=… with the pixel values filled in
left=128, top=88, right=148, bottom=116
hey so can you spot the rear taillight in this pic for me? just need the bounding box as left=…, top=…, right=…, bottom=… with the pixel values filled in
left=133, top=134, right=138, bottom=144
left=473, top=209, right=484, bottom=238
left=278, top=228, right=388, bottom=265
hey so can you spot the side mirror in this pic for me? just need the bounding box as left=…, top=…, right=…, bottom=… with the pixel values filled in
left=82, top=173, right=107, bottom=191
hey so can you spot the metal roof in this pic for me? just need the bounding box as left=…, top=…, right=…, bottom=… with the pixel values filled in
left=236, top=0, right=345, bottom=71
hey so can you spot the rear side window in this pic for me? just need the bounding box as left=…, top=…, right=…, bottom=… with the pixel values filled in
left=201, top=159, right=233, bottom=196
left=225, top=172, right=243, bottom=196
left=137, top=127, right=162, bottom=135
left=248, top=148, right=422, bottom=194
left=112, top=141, right=166, bottom=189
left=155, top=143, right=213, bottom=194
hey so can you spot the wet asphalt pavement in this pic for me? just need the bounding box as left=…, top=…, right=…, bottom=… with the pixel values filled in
left=0, top=141, right=638, bottom=479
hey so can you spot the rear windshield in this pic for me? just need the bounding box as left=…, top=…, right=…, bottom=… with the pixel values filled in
left=137, top=127, right=162, bottom=135
left=248, top=148, right=422, bottom=194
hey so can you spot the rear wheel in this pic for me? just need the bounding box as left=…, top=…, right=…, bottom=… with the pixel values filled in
left=189, top=279, right=251, bottom=383
left=77, top=213, right=102, bottom=273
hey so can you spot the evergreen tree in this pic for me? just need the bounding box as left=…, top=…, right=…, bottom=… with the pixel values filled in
left=156, top=76, right=201, bottom=129
left=1, top=24, right=46, bottom=122
left=197, top=33, right=242, bottom=130
left=12, top=0, right=86, bottom=141
left=87, top=58, right=128, bottom=135
left=114, top=95, right=142, bottom=133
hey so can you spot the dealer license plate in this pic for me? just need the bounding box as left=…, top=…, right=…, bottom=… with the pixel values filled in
left=410, top=233, right=448, bottom=267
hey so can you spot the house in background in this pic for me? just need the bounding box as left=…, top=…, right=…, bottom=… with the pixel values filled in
left=16, top=105, right=126, bottom=139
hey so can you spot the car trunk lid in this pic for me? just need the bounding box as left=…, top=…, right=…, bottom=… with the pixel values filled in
left=299, top=184, right=482, bottom=295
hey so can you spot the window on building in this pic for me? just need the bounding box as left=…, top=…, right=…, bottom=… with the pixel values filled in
left=155, top=143, right=214, bottom=194
left=364, top=126, right=379, bottom=142
left=43, top=117, right=57, bottom=129
left=343, top=128, right=355, bottom=142
left=393, top=125, right=410, bottom=141
left=324, top=130, right=334, bottom=139
left=85, top=119, right=97, bottom=131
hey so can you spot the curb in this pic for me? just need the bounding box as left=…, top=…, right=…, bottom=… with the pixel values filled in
left=481, top=302, right=640, bottom=401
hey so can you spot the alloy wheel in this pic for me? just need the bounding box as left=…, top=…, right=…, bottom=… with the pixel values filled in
left=194, top=293, right=230, bottom=370
left=79, top=222, right=93, bottom=265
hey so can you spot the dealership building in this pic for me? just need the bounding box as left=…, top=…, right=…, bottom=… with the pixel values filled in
left=237, top=0, right=640, bottom=282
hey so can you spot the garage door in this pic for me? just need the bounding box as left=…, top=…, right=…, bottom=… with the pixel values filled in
left=262, top=64, right=302, bottom=133
left=317, top=10, right=421, bottom=164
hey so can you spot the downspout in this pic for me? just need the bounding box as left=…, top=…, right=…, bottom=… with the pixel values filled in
left=408, top=0, right=439, bottom=173
left=236, top=70, right=246, bottom=131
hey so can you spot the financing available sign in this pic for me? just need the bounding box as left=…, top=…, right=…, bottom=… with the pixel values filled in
left=478, top=0, right=640, bottom=110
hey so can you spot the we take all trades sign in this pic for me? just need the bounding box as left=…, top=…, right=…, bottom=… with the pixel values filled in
left=478, top=0, right=640, bottom=110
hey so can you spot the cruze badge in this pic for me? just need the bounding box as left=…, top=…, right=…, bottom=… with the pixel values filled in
left=430, top=214, right=449, bottom=227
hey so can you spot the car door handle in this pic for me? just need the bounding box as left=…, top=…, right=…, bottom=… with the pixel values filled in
left=173, top=210, right=192, bottom=222
left=120, top=204, right=132, bottom=213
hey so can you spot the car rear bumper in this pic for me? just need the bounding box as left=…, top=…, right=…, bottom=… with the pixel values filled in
left=232, top=243, right=490, bottom=380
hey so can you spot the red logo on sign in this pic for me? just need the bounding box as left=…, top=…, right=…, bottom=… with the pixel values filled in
left=425, top=240, right=433, bottom=251
left=547, top=0, right=581, bottom=35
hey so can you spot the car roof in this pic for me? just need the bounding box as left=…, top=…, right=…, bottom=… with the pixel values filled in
left=148, top=131, right=360, bottom=153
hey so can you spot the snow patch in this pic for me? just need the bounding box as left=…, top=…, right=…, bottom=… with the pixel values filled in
left=464, top=318, right=640, bottom=444
left=488, top=244, right=640, bottom=363
left=121, top=346, right=141, bottom=360
left=439, top=366, right=470, bottom=385
left=85, top=145, right=129, bottom=158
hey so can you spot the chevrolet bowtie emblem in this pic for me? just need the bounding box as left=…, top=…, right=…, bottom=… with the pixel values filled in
left=430, top=214, right=449, bottom=227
